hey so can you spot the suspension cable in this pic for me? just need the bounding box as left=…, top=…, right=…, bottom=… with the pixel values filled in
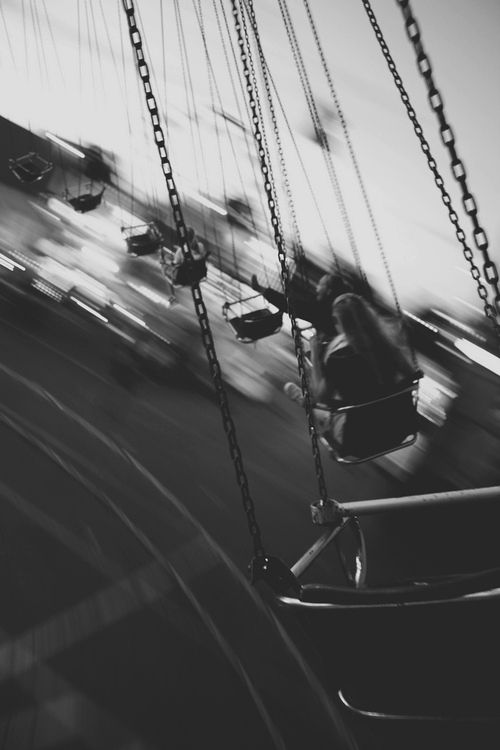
left=302, top=0, right=402, bottom=318
left=217, top=0, right=291, bottom=263
left=242, top=0, right=308, bottom=278
left=396, top=0, right=500, bottom=320
left=276, top=0, right=368, bottom=290
left=360, top=0, right=500, bottom=342
left=120, top=0, right=266, bottom=561
left=232, top=0, right=331, bottom=507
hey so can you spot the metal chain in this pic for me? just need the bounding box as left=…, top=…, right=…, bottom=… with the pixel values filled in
left=396, top=0, right=500, bottom=319
left=233, top=0, right=329, bottom=505
left=242, top=1, right=307, bottom=275
left=360, top=0, right=500, bottom=341
left=120, top=0, right=266, bottom=558
left=302, top=0, right=402, bottom=320
left=276, top=0, right=367, bottom=289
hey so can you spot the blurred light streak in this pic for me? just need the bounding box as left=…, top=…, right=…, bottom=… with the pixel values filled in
left=183, top=189, right=227, bottom=216
left=113, top=303, right=147, bottom=328
left=454, top=338, right=500, bottom=376
left=453, top=297, right=483, bottom=316
left=38, top=257, right=78, bottom=291
left=30, top=202, right=62, bottom=222
left=431, top=308, right=486, bottom=342
left=45, top=132, right=85, bottom=159
left=0, top=255, right=15, bottom=271
left=32, top=279, right=64, bottom=302
left=403, top=310, right=439, bottom=334
left=69, top=297, right=108, bottom=323
left=128, top=282, right=170, bottom=307
left=0, top=253, right=25, bottom=272
left=81, top=246, right=119, bottom=275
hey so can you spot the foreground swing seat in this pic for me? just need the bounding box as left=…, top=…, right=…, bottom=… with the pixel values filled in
left=9, top=152, right=53, bottom=184
left=223, top=294, right=283, bottom=343
left=316, top=375, right=422, bottom=464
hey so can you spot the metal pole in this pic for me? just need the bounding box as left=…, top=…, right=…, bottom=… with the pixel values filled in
left=339, top=485, right=500, bottom=517
left=291, top=522, right=346, bottom=578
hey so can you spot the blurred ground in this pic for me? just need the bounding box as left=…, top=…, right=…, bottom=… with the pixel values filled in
left=1, top=169, right=500, bottom=747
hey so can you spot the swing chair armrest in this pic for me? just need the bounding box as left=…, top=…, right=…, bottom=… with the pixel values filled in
left=320, top=381, right=420, bottom=415
left=275, top=565, right=500, bottom=608
left=314, top=399, right=345, bottom=411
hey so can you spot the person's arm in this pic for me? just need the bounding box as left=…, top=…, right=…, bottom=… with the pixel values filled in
left=309, top=335, right=329, bottom=402
left=173, top=246, right=184, bottom=266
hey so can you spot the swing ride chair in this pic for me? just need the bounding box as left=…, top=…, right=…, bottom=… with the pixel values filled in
left=299, top=327, right=422, bottom=463
left=315, top=373, right=422, bottom=464
left=160, top=245, right=208, bottom=289
left=121, top=223, right=162, bottom=257
left=65, top=183, right=105, bottom=214
left=120, top=0, right=500, bottom=734
left=222, top=293, right=283, bottom=343
left=258, top=485, right=500, bottom=727
left=8, top=152, right=53, bottom=184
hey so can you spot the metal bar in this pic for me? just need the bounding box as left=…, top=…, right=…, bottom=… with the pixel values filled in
left=340, top=486, right=500, bottom=516
left=290, top=521, right=346, bottom=577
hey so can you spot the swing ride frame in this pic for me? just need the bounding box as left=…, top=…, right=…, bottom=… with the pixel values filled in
left=288, top=485, right=500, bottom=589
left=121, top=0, right=500, bottom=615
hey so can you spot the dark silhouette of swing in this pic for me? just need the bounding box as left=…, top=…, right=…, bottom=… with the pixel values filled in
left=121, top=222, right=162, bottom=257
left=9, top=152, right=53, bottom=184
left=65, top=183, right=105, bottom=213
left=223, top=293, right=283, bottom=343
left=160, top=245, right=208, bottom=288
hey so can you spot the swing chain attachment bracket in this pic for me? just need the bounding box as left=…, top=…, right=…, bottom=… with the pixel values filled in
left=310, top=497, right=344, bottom=526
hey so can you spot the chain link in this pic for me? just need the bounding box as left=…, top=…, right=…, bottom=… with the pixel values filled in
left=234, top=0, right=329, bottom=504
left=360, top=0, right=500, bottom=341
left=302, top=0, right=406, bottom=323
left=276, top=0, right=367, bottom=287
left=120, top=0, right=265, bottom=558
left=396, top=0, right=500, bottom=320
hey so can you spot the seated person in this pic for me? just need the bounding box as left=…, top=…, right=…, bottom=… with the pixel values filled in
left=161, top=227, right=209, bottom=299
left=171, top=226, right=209, bottom=285
left=287, top=293, right=419, bottom=457
left=252, top=266, right=354, bottom=340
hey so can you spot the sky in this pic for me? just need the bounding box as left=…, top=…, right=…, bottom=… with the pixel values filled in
left=1, top=0, right=499, bottom=321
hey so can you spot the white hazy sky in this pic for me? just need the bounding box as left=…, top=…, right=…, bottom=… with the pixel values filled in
left=1, top=0, right=499, bottom=319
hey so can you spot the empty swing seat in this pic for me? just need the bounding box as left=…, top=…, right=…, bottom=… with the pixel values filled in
left=9, top=152, right=53, bottom=183
left=223, top=294, right=283, bottom=343
left=67, top=187, right=105, bottom=213
left=122, top=223, right=161, bottom=257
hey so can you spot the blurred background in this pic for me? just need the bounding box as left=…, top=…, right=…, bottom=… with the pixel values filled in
left=0, top=1, right=499, bottom=748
